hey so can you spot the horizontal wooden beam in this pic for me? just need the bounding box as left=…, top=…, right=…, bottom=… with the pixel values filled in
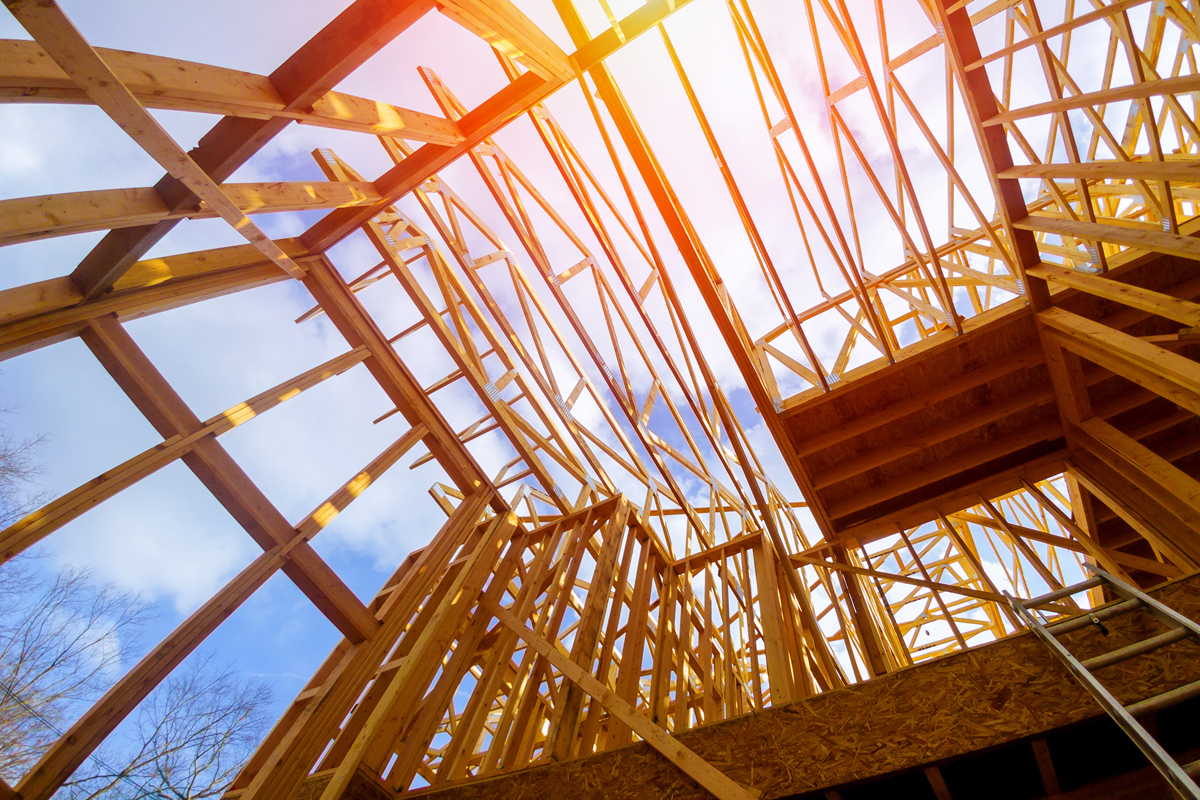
left=835, top=452, right=1067, bottom=546
left=1039, top=306, right=1200, bottom=417
left=1029, top=263, right=1200, bottom=328
left=790, top=552, right=1007, bottom=605
left=0, top=239, right=305, bottom=360
left=790, top=344, right=1045, bottom=456
left=986, top=74, right=1200, bottom=126
left=1002, top=160, right=1200, bottom=184
left=0, top=181, right=380, bottom=247
left=826, top=418, right=1064, bottom=521
left=0, top=39, right=462, bottom=144
left=66, top=0, right=438, bottom=299
left=953, top=512, right=1085, bottom=553
left=968, top=0, right=1146, bottom=70
left=1015, top=215, right=1200, bottom=261
left=813, top=384, right=1057, bottom=489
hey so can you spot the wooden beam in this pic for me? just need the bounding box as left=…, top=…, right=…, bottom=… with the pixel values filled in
left=481, top=594, right=760, bottom=800
left=1070, top=416, right=1200, bottom=567
left=1018, top=478, right=1135, bottom=583
left=813, top=384, right=1057, bottom=488
left=1002, top=160, right=1200, bottom=183
left=1029, top=263, right=1200, bottom=328
left=754, top=535, right=796, bottom=703
left=64, top=0, right=438, bottom=299
left=1068, top=451, right=1200, bottom=574
left=789, top=552, right=1011, bottom=605
left=0, top=240, right=305, bottom=361
left=1015, top=215, right=1200, bottom=261
left=80, top=314, right=378, bottom=642
left=437, top=0, right=572, bottom=82
left=4, top=0, right=305, bottom=278
left=987, top=74, right=1200, bottom=126
left=0, top=39, right=461, bottom=145
left=1039, top=306, right=1200, bottom=417
left=977, top=498, right=1079, bottom=610
left=924, top=767, right=954, bottom=800
left=833, top=450, right=1067, bottom=546
left=825, top=418, right=1064, bottom=522
left=0, top=181, right=381, bottom=247
left=789, top=344, right=1045, bottom=457
left=952, top=512, right=1085, bottom=554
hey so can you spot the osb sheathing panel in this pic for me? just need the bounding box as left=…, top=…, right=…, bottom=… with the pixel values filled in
left=286, top=768, right=388, bottom=800
left=403, top=575, right=1200, bottom=800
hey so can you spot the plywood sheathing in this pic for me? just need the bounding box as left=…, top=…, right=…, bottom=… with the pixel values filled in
left=402, top=574, right=1200, bottom=800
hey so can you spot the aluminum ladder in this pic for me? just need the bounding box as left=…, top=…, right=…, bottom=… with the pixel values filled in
left=1007, top=567, right=1200, bottom=799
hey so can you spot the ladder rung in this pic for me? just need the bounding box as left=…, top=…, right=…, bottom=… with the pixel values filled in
left=1186, top=759, right=1200, bottom=777
left=1128, top=678, right=1200, bottom=717
left=1045, top=598, right=1143, bottom=635
left=1081, top=627, right=1191, bottom=670
left=1023, top=576, right=1104, bottom=609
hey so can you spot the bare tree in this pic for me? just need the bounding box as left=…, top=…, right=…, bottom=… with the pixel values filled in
left=0, top=556, right=151, bottom=780
left=0, top=409, right=46, bottom=527
left=63, top=656, right=272, bottom=800
left=0, top=407, right=272, bottom=797
left=0, top=558, right=273, bottom=796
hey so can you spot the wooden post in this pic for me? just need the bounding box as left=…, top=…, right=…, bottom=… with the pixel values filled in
left=752, top=535, right=795, bottom=704
left=482, top=595, right=760, bottom=800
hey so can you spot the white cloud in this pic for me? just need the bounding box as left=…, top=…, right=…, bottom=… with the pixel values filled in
left=46, top=460, right=255, bottom=615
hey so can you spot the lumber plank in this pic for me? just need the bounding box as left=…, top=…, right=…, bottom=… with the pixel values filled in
left=0, top=39, right=461, bottom=144
left=1040, top=306, right=1200, bottom=417
left=1029, top=262, right=1200, bottom=328
left=0, top=240, right=307, bottom=361
left=80, top=314, right=378, bottom=642
left=481, top=594, right=759, bottom=800
left=65, top=0, right=438, bottom=298
left=5, top=0, right=305, bottom=278
left=0, top=181, right=380, bottom=246
left=1015, top=215, right=1200, bottom=261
